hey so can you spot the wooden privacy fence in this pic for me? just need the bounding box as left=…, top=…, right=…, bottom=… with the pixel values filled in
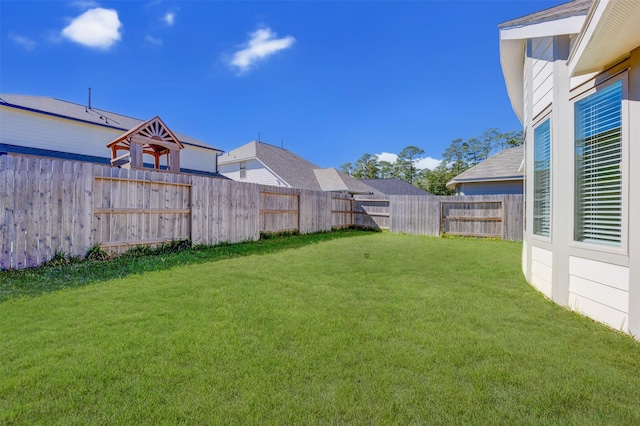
left=260, top=190, right=300, bottom=233
left=94, top=173, right=192, bottom=254
left=388, top=194, right=523, bottom=241
left=440, top=200, right=503, bottom=238
left=1, top=154, right=524, bottom=270
left=353, top=196, right=391, bottom=229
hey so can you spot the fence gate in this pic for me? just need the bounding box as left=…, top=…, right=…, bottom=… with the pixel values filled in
left=331, top=196, right=353, bottom=229
left=440, top=200, right=503, bottom=238
left=93, top=176, right=192, bottom=253
left=354, top=198, right=391, bottom=230
left=259, top=190, right=300, bottom=233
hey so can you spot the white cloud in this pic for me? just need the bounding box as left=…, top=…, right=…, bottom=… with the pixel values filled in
left=376, top=152, right=398, bottom=164
left=374, top=152, right=441, bottom=170
left=230, top=27, right=295, bottom=73
left=415, top=157, right=441, bottom=170
left=62, top=8, right=122, bottom=49
left=9, top=34, right=36, bottom=50
left=146, top=35, right=162, bottom=45
left=164, top=12, right=175, bottom=26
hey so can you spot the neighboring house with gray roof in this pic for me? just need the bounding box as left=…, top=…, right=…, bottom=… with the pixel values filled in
left=359, top=178, right=431, bottom=196
left=499, top=0, right=640, bottom=336
left=219, top=140, right=379, bottom=194
left=446, top=145, right=524, bottom=195
left=0, top=94, right=224, bottom=175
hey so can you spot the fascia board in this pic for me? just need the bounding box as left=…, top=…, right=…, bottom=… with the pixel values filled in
left=500, top=15, right=586, bottom=40
left=568, top=0, right=605, bottom=75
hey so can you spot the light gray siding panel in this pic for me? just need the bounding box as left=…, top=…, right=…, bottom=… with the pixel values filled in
left=220, top=159, right=288, bottom=187
left=179, top=146, right=218, bottom=173
left=458, top=180, right=523, bottom=196
left=531, top=36, right=554, bottom=118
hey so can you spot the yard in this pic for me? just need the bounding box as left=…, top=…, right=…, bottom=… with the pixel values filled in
left=1, top=232, right=639, bottom=424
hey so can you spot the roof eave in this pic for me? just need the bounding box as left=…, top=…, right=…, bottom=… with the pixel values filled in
left=568, top=0, right=640, bottom=76
left=499, top=14, right=588, bottom=125
left=446, top=175, right=524, bottom=189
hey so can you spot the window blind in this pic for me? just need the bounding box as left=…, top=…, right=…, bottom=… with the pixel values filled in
left=533, top=119, right=551, bottom=237
left=574, top=80, right=622, bottom=246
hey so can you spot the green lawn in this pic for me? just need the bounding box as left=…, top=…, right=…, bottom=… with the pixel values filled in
left=1, top=233, right=639, bottom=425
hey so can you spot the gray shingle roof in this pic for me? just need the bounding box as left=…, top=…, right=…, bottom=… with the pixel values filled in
left=359, top=178, right=431, bottom=196
left=221, top=140, right=323, bottom=190
left=0, top=94, right=221, bottom=152
left=220, top=140, right=380, bottom=194
left=446, top=145, right=524, bottom=189
left=499, top=0, right=592, bottom=29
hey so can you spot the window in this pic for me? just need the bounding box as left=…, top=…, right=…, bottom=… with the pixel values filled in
left=574, top=80, right=622, bottom=246
left=239, top=161, right=246, bottom=179
left=533, top=118, right=551, bottom=237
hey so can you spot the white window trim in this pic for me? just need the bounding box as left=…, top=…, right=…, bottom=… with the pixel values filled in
left=569, top=72, right=628, bottom=257
left=532, top=115, right=552, bottom=240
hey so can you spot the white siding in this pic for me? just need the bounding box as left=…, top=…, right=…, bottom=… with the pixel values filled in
left=531, top=246, right=553, bottom=298
left=531, top=37, right=554, bottom=118
left=219, top=159, right=289, bottom=187
left=1, top=107, right=120, bottom=159
left=0, top=107, right=219, bottom=174
left=522, top=239, right=529, bottom=277
left=568, top=256, right=629, bottom=331
left=180, top=145, right=218, bottom=173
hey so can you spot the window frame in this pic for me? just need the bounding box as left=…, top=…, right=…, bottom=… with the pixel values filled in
left=532, top=117, right=552, bottom=239
left=570, top=72, right=628, bottom=255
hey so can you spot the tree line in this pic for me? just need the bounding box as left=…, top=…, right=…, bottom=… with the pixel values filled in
left=340, top=128, right=523, bottom=195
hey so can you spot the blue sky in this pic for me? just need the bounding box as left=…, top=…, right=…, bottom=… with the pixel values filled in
left=1, top=0, right=567, bottom=169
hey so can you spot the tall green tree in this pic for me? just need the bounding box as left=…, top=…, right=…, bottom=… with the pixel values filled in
left=352, top=153, right=380, bottom=179
left=442, top=138, right=469, bottom=175
left=339, top=162, right=353, bottom=176
left=378, top=161, right=397, bottom=179
left=395, top=145, right=425, bottom=184
left=420, top=162, right=457, bottom=195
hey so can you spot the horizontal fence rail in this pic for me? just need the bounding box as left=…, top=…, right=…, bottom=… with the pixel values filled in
left=0, top=154, right=523, bottom=269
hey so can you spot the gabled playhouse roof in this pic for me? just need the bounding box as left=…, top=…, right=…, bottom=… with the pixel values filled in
left=446, top=145, right=524, bottom=190
left=220, top=140, right=380, bottom=194
left=0, top=94, right=221, bottom=153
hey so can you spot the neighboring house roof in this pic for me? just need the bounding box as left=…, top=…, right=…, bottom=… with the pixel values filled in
left=220, top=140, right=380, bottom=194
left=0, top=94, right=221, bottom=152
left=314, top=169, right=382, bottom=195
left=360, top=178, right=431, bottom=196
left=446, top=145, right=524, bottom=189
left=220, top=140, right=323, bottom=190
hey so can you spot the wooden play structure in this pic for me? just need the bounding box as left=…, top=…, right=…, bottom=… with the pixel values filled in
left=107, top=116, right=183, bottom=172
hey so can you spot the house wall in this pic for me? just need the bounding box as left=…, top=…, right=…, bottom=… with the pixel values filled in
left=521, top=38, right=640, bottom=337
left=0, top=107, right=219, bottom=174
left=0, top=107, right=121, bottom=158
left=529, top=36, right=554, bottom=119
left=456, top=180, right=522, bottom=196
left=219, top=159, right=289, bottom=187
left=530, top=246, right=553, bottom=299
